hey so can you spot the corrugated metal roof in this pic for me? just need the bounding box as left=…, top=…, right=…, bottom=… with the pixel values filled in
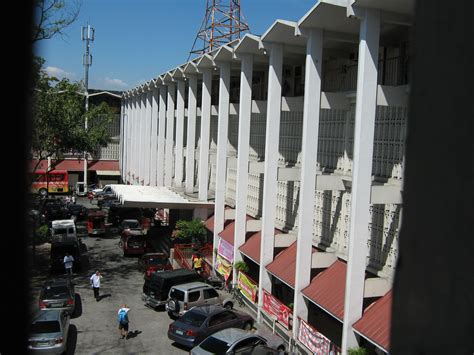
left=353, top=290, right=392, bottom=352
left=239, top=228, right=285, bottom=264
left=204, top=208, right=234, bottom=233
left=302, top=260, right=347, bottom=321
left=30, top=159, right=119, bottom=172
left=266, top=242, right=318, bottom=288
left=218, top=215, right=254, bottom=246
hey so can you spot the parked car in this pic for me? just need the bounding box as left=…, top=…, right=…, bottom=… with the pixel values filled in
left=119, top=219, right=142, bottom=233
left=138, top=252, right=173, bottom=275
left=42, top=199, right=68, bottom=221
left=191, top=328, right=286, bottom=354
left=120, top=229, right=148, bottom=256
left=142, top=269, right=202, bottom=309
left=166, top=282, right=233, bottom=319
left=167, top=305, right=254, bottom=348
left=28, top=309, right=70, bottom=354
left=67, top=204, right=88, bottom=222
left=91, top=184, right=114, bottom=198
left=38, top=278, right=76, bottom=315
left=87, top=210, right=106, bottom=236
left=76, top=223, right=88, bottom=239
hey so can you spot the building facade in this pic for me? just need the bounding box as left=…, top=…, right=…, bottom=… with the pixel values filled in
left=120, top=1, right=414, bottom=353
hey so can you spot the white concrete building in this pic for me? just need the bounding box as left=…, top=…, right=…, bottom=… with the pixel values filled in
left=120, top=1, right=414, bottom=353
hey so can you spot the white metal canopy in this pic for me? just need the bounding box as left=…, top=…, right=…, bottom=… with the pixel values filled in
left=109, top=185, right=214, bottom=209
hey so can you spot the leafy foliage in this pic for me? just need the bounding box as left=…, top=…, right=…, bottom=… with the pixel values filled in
left=348, top=347, right=368, bottom=355
left=33, top=0, right=82, bottom=42
left=171, top=219, right=207, bottom=248
left=234, top=261, right=249, bottom=273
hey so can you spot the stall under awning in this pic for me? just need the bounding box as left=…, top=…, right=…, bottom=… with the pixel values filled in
left=110, top=184, right=214, bottom=209
left=266, top=242, right=318, bottom=289
left=353, top=290, right=392, bottom=353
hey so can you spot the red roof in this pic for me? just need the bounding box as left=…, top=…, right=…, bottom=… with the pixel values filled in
left=301, top=260, right=347, bottom=321
left=204, top=207, right=234, bottom=233
left=239, top=229, right=284, bottom=264
left=265, top=242, right=318, bottom=288
left=353, top=290, right=392, bottom=352
left=218, top=214, right=254, bottom=246
left=30, top=159, right=119, bottom=172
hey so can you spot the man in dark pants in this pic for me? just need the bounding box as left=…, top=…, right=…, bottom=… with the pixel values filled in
left=90, top=270, right=102, bottom=301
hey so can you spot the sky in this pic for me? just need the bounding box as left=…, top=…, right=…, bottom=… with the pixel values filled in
left=37, top=0, right=317, bottom=91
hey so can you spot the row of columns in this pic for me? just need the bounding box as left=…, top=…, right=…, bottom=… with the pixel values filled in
left=120, top=7, right=382, bottom=351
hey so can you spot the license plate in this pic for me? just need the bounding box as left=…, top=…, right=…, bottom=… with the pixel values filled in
left=176, top=330, right=183, bottom=335
left=50, top=303, right=62, bottom=308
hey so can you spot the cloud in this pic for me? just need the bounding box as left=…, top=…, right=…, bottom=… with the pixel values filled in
left=101, top=77, right=129, bottom=90
left=44, top=66, right=76, bottom=80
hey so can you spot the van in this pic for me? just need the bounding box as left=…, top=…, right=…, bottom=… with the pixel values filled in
left=51, top=220, right=77, bottom=243
left=142, top=269, right=201, bottom=309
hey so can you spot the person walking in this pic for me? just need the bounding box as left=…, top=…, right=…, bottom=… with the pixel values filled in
left=192, top=253, right=204, bottom=275
left=90, top=270, right=102, bottom=301
left=63, top=252, right=74, bottom=276
left=117, top=304, right=131, bottom=339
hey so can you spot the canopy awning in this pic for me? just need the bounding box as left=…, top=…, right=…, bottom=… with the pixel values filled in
left=110, top=184, right=214, bottom=209
left=96, top=170, right=121, bottom=176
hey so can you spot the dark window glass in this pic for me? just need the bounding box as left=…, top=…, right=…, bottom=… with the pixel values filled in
left=179, top=311, right=207, bottom=327
left=169, top=289, right=185, bottom=301
left=30, top=321, right=61, bottom=334
left=188, top=291, right=200, bottom=302
left=199, top=336, right=230, bottom=353
left=43, top=286, right=70, bottom=299
left=203, top=289, right=219, bottom=299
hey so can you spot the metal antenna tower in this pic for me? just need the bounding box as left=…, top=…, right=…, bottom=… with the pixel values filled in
left=188, top=0, right=250, bottom=60
left=81, top=24, right=94, bottom=188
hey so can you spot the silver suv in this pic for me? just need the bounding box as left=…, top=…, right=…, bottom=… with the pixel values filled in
left=165, top=282, right=233, bottom=318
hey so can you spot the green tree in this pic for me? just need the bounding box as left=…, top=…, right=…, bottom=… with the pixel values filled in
left=171, top=219, right=207, bottom=248
left=29, top=58, right=116, bottom=176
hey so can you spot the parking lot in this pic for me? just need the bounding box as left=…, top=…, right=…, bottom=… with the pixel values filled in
left=28, top=197, right=259, bottom=354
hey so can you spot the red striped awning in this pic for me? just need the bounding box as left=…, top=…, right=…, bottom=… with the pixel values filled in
left=353, top=290, right=392, bottom=352
left=266, top=242, right=318, bottom=289
left=302, top=260, right=347, bottom=321
left=218, top=215, right=254, bottom=246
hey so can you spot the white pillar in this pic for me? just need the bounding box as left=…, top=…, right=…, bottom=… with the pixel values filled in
left=157, top=86, right=167, bottom=186
left=149, top=88, right=159, bottom=186
left=232, top=53, right=253, bottom=280
left=165, top=82, right=176, bottom=187
left=213, top=61, right=231, bottom=270
left=186, top=75, right=198, bottom=194
left=119, top=100, right=124, bottom=178
left=175, top=80, right=186, bottom=188
left=139, top=93, right=147, bottom=185
left=198, top=68, right=212, bottom=201
left=144, top=90, right=153, bottom=185
left=293, top=28, right=323, bottom=338
left=132, top=95, right=139, bottom=183
left=257, top=43, right=283, bottom=322
left=342, top=9, right=380, bottom=353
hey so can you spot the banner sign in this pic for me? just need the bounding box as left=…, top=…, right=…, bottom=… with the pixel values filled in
left=215, top=254, right=232, bottom=280
left=298, top=318, right=340, bottom=354
left=217, top=237, right=234, bottom=263
left=262, top=289, right=291, bottom=328
left=237, top=271, right=258, bottom=303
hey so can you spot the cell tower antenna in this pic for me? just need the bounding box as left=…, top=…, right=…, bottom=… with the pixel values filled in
left=188, top=0, right=250, bottom=60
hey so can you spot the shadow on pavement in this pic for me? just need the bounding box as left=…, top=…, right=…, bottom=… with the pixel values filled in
left=71, top=293, right=82, bottom=319
left=65, top=324, right=77, bottom=354
left=98, top=294, right=111, bottom=301
left=126, top=330, right=142, bottom=339
left=172, top=342, right=191, bottom=351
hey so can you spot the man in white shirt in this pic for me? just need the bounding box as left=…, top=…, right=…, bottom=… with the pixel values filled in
left=90, top=270, right=102, bottom=301
left=63, top=253, right=74, bottom=275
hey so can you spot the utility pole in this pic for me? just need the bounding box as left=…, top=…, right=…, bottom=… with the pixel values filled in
left=82, top=24, right=94, bottom=189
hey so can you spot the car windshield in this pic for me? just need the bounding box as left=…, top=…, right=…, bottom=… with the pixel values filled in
left=125, top=221, right=139, bottom=228
left=199, top=336, right=230, bottom=353
left=30, top=321, right=60, bottom=334
left=43, top=286, right=70, bottom=299
left=148, top=257, right=169, bottom=265
left=179, top=311, right=207, bottom=327
left=128, top=236, right=144, bottom=243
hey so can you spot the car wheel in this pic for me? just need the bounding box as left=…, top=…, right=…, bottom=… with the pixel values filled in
left=167, top=299, right=180, bottom=313
left=277, top=345, right=285, bottom=351
left=224, top=301, right=233, bottom=310
left=243, top=321, right=253, bottom=330
left=39, top=188, right=48, bottom=197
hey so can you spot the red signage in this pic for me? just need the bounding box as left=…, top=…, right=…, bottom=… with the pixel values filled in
left=262, top=289, right=292, bottom=329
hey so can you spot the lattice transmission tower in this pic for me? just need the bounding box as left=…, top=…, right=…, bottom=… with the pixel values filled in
left=188, top=0, right=250, bottom=60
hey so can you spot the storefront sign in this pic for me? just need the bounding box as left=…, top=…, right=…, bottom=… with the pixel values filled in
left=237, top=271, right=258, bottom=303
left=215, top=254, right=232, bottom=280
left=217, top=238, right=234, bottom=263
left=262, top=289, right=291, bottom=328
left=298, top=318, right=339, bottom=354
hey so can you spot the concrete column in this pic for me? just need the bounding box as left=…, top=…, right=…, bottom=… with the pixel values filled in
left=119, top=100, right=124, bottom=178
left=149, top=88, right=159, bottom=186
left=293, top=28, right=323, bottom=338
left=144, top=90, right=153, bottom=185
left=157, top=86, right=167, bottom=186
left=186, top=75, right=198, bottom=194
left=341, top=9, right=380, bottom=353
left=165, top=82, right=176, bottom=187
left=232, top=53, right=253, bottom=280
left=213, top=61, right=231, bottom=271
left=175, top=80, right=186, bottom=188
left=257, top=43, right=283, bottom=322
left=139, top=93, right=146, bottom=184
left=132, top=95, right=139, bottom=183
left=198, top=68, right=212, bottom=201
